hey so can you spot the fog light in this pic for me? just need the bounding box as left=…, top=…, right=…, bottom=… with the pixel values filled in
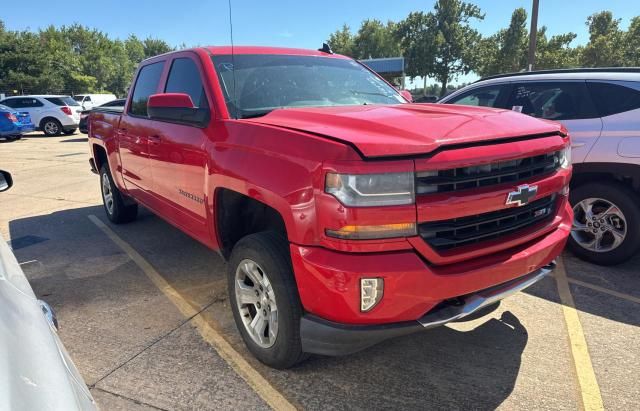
left=360, top=278, right=384, bottom=312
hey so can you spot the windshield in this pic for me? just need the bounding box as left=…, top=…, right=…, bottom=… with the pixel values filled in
left=211, top=54, right=405, bottom=119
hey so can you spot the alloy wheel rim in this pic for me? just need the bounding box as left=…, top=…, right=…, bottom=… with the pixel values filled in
left=571, top=197, right=627, bottom=253
left=101, top=173, right=114, bottom=215
left=234, top=259, right=278, bottom=348
left=44, top=121, right=58, bottom=134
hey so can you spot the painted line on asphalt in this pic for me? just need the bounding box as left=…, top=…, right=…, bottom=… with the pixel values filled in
left=567, top=277, right=640, bottom=305
left=555, top=257, right=604, bottom=411
left=88, top=215, right=297, bottom=411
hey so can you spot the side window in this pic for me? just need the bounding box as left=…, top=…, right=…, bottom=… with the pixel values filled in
left=446, top=86, right=505, bottom=108
left=164, top=57, right=208, bottom=108
left=587, top=82, right=640, bottom=117
left=507, top=82, right=597, bottom=121
left=1, top=99, right=20, bottom=108
left=85, top=96, right=92, bottom=102
left=129, top=62, right=165, bottom=117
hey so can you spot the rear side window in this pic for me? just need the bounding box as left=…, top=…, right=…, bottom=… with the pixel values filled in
left=446, top=85, right=506, bottom=108
left=129, top=62, right=165, bottom=117
left=164, top=58, right=208, bottom=108
left=1, top=98, right=43, bottom=108
left=587, top=82, right=640, bottom=117
left=506, top=82, right=597, bottom=121
left=45, top=97, right=79, bottom=106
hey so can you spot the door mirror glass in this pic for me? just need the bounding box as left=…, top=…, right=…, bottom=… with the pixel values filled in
left=400, top=90, right=413, bottom=103
left=0, top=170, right=13, bottom=192
left=147, top=93, right=210, bottom=128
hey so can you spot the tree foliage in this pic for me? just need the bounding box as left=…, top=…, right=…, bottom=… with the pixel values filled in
left=0, top=20, right=173, bottom=96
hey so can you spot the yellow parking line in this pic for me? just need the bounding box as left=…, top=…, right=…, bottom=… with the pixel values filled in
left=555, top=257, right=604, bottom=411
left=88, top=215, right=297, bottom=411
left=567, top=277, right=640, bottom=305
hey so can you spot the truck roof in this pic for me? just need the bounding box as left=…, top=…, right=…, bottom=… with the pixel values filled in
left=142, top=46, right=350, bottom=63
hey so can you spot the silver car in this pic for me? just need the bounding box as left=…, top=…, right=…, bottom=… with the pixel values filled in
left=0, top=170, right=96, bottom=410
left=439, top=68, right=640, bottom=265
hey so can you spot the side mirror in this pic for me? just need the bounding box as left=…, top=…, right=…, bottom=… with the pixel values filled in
left=0, top=170, right=13, bottom=192
left=400, top=90, right=413, bottom=103
left=147, top=93, right=210, bottom=128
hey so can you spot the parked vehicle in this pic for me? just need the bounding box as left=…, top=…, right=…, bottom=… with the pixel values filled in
left=440, top=68, right=640, bottom=265
left=88, top=46, right=572, bottom=369
left=0, top=170, right=96, bottom=410
left=73, top=93, right=117, bottom=110
left=0, top=95, right=81, bottom=136
left=0, top=104, right=35, bottom=140
left=79, top=98, right=125, bottom=134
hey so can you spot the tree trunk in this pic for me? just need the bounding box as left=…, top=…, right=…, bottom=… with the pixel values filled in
left=423, top=75, right=427, bottom=96
left=439, top=75, right=448, bottom=98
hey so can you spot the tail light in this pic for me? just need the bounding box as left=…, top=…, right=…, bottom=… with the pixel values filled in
left=3, top=112, right=18, bottom=122
left=61, top=106, right=73, bottom=116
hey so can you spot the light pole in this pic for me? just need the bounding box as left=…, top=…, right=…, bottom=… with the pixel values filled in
left=528, top=0, right=540, bottom=71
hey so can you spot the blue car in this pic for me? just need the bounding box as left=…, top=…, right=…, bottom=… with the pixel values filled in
left=0, top=104, right=35, bottom=140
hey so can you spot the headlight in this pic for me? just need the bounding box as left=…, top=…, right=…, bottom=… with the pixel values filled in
left=559, top=146, right=571, bottom=169
left=325, top=172, right=415, bottom=207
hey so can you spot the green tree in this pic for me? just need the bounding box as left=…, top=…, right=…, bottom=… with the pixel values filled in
left=581, top=11, right=625, bottom=66
left=352, top=19, right=400, bottom=59
left=395, top=12, right=434, bottom=80
left=624, top=17, right=640, bottom=66
left=143, top=38, right=173, bottom=58
left=327, top=24, right=355, bottom=56
left=428, top=0, right=484, bottom=97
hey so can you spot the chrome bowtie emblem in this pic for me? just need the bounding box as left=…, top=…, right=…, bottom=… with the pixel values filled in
left=506, top=184, right=538, bottom=207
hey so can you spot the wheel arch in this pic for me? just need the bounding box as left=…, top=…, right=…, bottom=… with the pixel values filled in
left=572, top=162, right=640, bottom=192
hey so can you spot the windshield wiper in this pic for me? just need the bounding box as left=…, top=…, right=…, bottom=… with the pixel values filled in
left=349, top=90, right=391, bottom=98
left=239, top=109, right=274, bottom=119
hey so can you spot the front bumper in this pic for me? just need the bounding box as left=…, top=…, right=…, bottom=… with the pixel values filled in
left=301, top=261, right=555, bottom=355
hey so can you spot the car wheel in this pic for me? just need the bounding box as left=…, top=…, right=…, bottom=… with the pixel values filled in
left=228, top=231, right=309, bottom=369
left=568, top=181, right=640, bottom=265
left=100, top=164, right=138, bottom=224
left=42, top=119, right=62, bottom=136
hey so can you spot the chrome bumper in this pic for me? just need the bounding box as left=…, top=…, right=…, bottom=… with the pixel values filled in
left=417, top=261, right=556, bottom=329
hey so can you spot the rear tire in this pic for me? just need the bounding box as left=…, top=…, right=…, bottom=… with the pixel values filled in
left=228, top=231, right=309, bottom=369
left=568, top=181, right=640, bottom=265
left=41, top=118, right=62, bottom=136
left=100, top=164, right=138, bottom=224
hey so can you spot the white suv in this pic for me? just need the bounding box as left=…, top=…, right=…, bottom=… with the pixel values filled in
left=439, top=68, right=640, bottom=265
left=0, top=95, right=82, bottom=136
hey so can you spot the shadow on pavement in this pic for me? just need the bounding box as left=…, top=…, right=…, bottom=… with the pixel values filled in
left=60, top=137, right=88, bottom=143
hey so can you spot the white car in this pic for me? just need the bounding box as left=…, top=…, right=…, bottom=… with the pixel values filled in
left=0, top=95, right=82, bottom=136
left=73, top=94, right=117, bottom=110
left=439, top=68, right=640, bottom=265
left=0, top=170, right=96, bottom=410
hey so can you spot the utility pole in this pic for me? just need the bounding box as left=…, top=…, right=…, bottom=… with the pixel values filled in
left=528, top=0, right=540, bottom=71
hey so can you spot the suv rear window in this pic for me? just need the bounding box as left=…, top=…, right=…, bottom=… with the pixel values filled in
left=587, top=82, right=640, bottom=117
left=45, top=96, right=80, bottom=106
left=506, top=82, right=597, bottom=120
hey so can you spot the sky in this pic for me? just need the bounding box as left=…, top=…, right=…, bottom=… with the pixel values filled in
left=6, top=1, right=640, bottom=85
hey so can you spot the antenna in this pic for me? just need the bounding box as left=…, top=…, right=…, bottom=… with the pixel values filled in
left=227, top=0, right=237, bottom=118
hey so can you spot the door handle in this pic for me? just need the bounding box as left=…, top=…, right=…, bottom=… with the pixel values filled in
left=148, top=135, right=161, bottom=145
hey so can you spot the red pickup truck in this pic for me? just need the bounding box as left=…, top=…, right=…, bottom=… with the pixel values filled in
left=88, top=46, right=572, bottom=369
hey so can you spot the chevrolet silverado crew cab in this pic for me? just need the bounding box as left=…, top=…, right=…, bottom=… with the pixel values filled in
left=88, top=46, right=572, bottom=369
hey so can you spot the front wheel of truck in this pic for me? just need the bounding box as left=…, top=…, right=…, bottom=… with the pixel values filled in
left=100, top=164, right=138, bottom=224
left=228, top=231, right=309, bottom=369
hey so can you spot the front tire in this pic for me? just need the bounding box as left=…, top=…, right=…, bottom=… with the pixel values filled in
left=100, top=164, right=138, bottom=224
left=42, top=119, right=62, bottom=136
left=228, top=231, right=308, bottom=369
left=568, top=181, right=640, bottom=265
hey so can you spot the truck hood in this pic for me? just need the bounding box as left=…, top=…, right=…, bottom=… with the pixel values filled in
left=247, top=104, right=564, bottom=158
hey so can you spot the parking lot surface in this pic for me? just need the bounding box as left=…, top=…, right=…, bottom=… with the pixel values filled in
left=1, top=133, right=638, bottom=410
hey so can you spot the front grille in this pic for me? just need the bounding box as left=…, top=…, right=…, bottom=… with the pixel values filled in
left=416, top=151, right=561, bottom=194
left=419, top=195, right=556, bottom=251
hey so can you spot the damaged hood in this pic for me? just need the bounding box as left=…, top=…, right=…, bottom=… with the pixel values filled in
left=248, top=104, right=564, bottom=158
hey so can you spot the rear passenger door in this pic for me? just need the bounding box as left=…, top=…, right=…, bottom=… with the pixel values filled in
left=148, top=53, right=210, bottom=234
left=506, top=81, right=602, bottom=163
left=585, top=81, right=640, bottom=162
left=119, top=61, right=166, bottom=201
